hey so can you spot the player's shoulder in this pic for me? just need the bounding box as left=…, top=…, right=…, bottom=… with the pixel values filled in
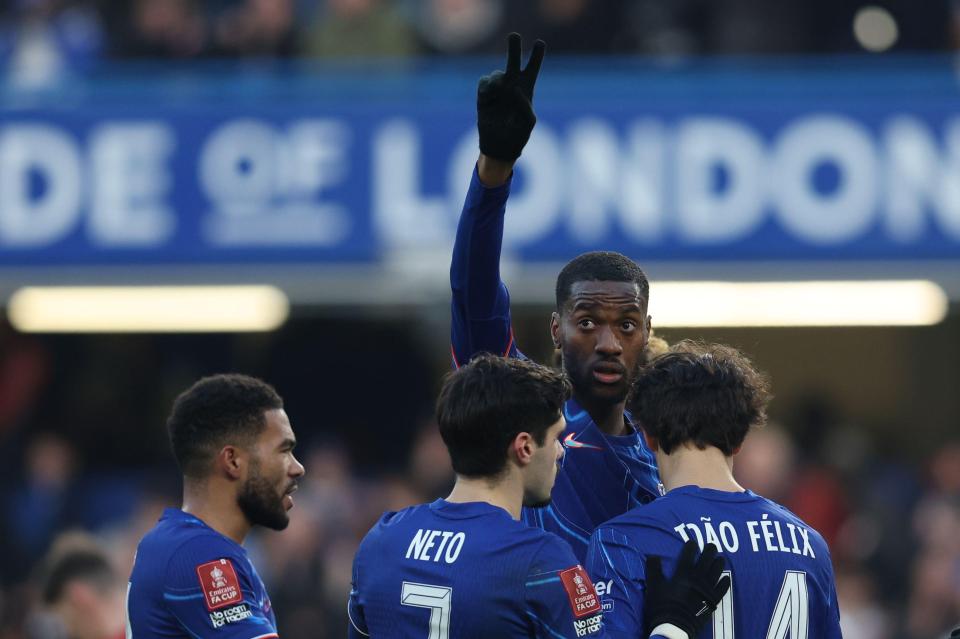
left=593, top=488, right=724, bottom=547
left=371, top=501, right=434, bottom=532
left=139, top=510, right=240, bottom=563
left=599, top=491, right=685, bottom=532
left=355, top=502, right=433, bottom=554
left=756, top=495, right=832, bottom=551
left=135, top=511, right=252, bottom=595
left=521, top=528, right=583, bottom=578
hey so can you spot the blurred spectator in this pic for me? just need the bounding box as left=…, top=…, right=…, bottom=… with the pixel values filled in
left=506, top=0, right=634, bottom=54
left=212, top=0, right=298, bottom=57
left=0, top=323, right=49, bottom=446
left=111, top=0, right=207, bottom=58
left=3, top=434, right=81, bottom=582
left=0, top=0, right=104, bottom=87
left=410, top=0, right=503, bottom=55
left=836, top=566, right=891, bottom=639
left=302, top=0, right=416, bottom=59
left=31, top=532, right=125, bottom=639
left=907, top=490, right=960, bottom=637
left=954, top=0, right=960, bottom=50
left=407, top=421, right=453, bottom=498
left=733, top=424, right=797, bottom=503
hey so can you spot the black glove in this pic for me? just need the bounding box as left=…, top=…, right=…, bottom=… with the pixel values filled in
left=950, top=627, right=960, bottom=638
left=476, top=33, right=545, bottom=161
left=645, top=541, right=731, bottom=638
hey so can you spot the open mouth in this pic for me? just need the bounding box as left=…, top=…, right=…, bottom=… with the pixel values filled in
left=592, top=363, right=625, bottom=384
left=283, top=484, right=298, bottom=508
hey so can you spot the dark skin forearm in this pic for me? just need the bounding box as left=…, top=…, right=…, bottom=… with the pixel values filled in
left=477, top=154, right=515, bottom=187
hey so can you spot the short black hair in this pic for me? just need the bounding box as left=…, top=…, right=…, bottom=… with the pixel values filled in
left=555, top=251, right=649, bottom=310
left=436, top=354, right=570, bottom=478
left=39, top=548, right=115, bottom=605
left=167, top=374, right=283, bottom=478
left=627, top=341, right=770, bottom=455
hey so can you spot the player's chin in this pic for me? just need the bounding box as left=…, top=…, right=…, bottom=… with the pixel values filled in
left=584, top=381, right=628, bottom=403
left=522, top=487, right=553, bottom=509
left=262, top=511, right=291, bottom=531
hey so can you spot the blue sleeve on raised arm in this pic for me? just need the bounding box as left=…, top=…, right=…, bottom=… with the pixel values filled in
left=450, top=165, right=520, bottom=367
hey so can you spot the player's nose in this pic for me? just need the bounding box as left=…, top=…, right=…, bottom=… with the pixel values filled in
left=290, top=455, right=306, bottom=478
left=595, top=325, right=622, bottom=355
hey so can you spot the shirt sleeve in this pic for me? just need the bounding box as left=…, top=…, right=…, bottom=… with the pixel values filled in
left=449, top=164, right=520, bottom=367
left=524, top=535, right=605, bottom=638
left=347, top=549, right=369, bottom=638
left=163, top=536, right=278, bottom=639
left=586, top=527, right=647, bottom=639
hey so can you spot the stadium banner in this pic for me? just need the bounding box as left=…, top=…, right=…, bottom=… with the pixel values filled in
left=0, top=60, right=959, bottom=267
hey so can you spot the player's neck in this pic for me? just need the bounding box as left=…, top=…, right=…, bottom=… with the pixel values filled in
left=658, top=445, right=744, bottom=493
left=578, top=395, right=630, bottom=436
left=181, top=483, right=251, bottom=544
left=446, top=474, right=523, bottom=520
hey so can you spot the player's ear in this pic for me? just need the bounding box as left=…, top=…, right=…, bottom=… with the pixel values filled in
left=512, top=432, right=535, bottom=466
left=550, top=312, right=561, bottom=349
left=218, top=445, right=244, bottom=480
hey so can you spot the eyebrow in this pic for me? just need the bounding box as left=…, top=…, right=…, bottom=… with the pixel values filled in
left=572, top=300, right=644, bottom=312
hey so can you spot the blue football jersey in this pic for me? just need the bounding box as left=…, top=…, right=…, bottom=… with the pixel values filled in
left=348, top=499, right=605, bottom=638
left=127, top=508, right=278, bottom=639
left=450, top=167, right=662, bottom=561
left=585, top=486, right=842, bottom=639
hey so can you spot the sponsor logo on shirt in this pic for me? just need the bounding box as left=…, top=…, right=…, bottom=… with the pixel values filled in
left=559, top=566, right=601, bottom=618
left=209, top=603, right=252, bottom=628
left=573, top=612, right=603, bottom=636
left=563, top=433, right=603, bottom=451
left=196, top=558, right=243, bottom=610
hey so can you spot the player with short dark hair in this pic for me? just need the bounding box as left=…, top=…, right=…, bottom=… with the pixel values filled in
left=451, top=33, right=661, bottom=561
left=127, top=374, right=305, bottom=639
left=348, top=354, right=728, bottom=639
left=436, top=352, right=571, bottom=482
left=586, top=342, right=842, bottom=638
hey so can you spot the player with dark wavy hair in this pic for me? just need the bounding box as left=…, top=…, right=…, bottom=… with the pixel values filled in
left=450, top=33, right=661, bottom=562
left=127, top=374, right=305, bottom=639
left=586, top=342, right=842, bottom=638
left=349, top=354, right=728, bottom=639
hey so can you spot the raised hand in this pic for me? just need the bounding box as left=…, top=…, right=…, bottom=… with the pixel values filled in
left=644, top=541, right=731, bottom=638
left=476, top=33, right=546, bottom=162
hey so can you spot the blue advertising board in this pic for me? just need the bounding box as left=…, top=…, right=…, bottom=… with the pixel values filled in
left=1, top=58, right=959, bottom=267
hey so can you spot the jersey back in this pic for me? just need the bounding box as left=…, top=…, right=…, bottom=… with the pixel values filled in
left=586, top=487, right=842, bottom=639
left=349, top=499, right=605, bottom=639
left=127, top=508, right=277, bottom=639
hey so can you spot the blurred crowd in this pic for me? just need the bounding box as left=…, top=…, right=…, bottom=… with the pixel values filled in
left=0, top=321, right=959, bottom=639
left=1, top=0, right=960, bottom=86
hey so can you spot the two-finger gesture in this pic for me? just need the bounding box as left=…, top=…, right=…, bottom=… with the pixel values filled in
left=477, top=33, right=546, bottom=161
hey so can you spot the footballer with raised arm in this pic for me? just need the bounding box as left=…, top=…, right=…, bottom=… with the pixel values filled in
left=347, top=355, right=727, bottom=639
left=586, top=343, right=842, bottom=638
left=450, top=33, right=661, bottom=561
left=127, top=374, right=305, bottom=639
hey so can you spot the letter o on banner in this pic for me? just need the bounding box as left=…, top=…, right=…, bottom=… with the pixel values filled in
left=771, top=116, right=878, bottom=245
